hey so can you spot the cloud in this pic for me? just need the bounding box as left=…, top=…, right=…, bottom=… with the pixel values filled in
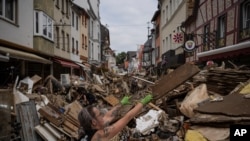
left=100, top=0, right=158, bottom=53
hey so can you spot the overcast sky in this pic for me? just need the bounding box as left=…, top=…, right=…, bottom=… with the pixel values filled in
left=100, top=0, right=158, bottom=54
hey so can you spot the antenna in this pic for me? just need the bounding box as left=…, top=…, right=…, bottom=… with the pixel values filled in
left=147, top=21, right=150, bottom=38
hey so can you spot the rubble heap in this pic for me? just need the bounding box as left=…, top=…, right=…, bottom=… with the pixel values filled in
left=1, top=62, right=250, bottom=141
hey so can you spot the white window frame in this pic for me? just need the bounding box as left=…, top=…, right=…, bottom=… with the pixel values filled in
left=0, top=0, right=16, bottom=23
left=242, top=2, right=250, bottom=29
left=218, top=15, right=225, bottom=38
left=34, top=10, right=54, bottom=41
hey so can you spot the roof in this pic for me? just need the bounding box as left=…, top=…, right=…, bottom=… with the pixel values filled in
left=143, top=38, right=153, bottom=53
left=126, top=51, right=137, bottom=60
left=151, top=10, right=160, bottom=21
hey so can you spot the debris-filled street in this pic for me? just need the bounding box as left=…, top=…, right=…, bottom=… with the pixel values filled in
left=1, top=62, right=250, bottom=141
left=1, top=0, right=250, bottom=140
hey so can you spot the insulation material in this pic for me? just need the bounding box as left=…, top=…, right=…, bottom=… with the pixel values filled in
left=93, top=74, right=103, bottom=85
left=184, top=130, right=207, bottom=141
left=191, top=126, right=229, bottom=141
left=135, top=109, right=163, bottom=135
left=240, top=83, right=250, bottom=94
left=179, top=84, right=209, bottom=118
left=14, top=90, right=29, bottom=104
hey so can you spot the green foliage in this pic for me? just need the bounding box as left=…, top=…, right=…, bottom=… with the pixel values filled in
left=116, top=52, right=127, bottom=65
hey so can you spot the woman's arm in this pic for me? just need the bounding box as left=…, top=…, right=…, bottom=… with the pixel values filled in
left=103, top=104, right=122, bottom=125
left=103, top=95, right=131, bottom=125
left=105, top=104, right=122, bottom=117
left=92, top=94, right=152, bottom=141
left=93, top=103, right=144, bottom=141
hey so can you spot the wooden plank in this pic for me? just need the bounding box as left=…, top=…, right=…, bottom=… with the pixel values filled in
left=16, top=101, right=42, bottom=141
left=43, top=122, right=62, bottom=139
left=194, top=94, right=250, bottom=117
left=50, top=123, right=72, bottom=138
left=65, top=101, right=82, bottom=120
left=63, top=120, right=78, bottom=132
left=0, top=89, right=13, bottom=141
left=38, top=106, right=62, bottom=126
left=62, top=125, right=78, bottom=139
left=151, top=63, right=200, bottom=100
left=35, top=125, right=57, bottom=141
left=104, top=95, right=120, bottom=106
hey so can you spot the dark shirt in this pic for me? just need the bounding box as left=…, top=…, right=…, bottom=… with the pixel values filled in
left=80, top=129, right=97, bottom=141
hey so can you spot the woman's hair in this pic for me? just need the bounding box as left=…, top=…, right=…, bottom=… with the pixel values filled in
left=78, top=105, right=99, bottom=140
left=78, top=105, right=96, bottom=130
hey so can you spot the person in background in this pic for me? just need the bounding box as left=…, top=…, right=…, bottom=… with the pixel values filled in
left=78, top=94, right=153, bottom=141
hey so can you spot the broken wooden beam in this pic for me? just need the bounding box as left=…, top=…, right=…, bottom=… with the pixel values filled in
left=151, top=63, right=200, bottom=100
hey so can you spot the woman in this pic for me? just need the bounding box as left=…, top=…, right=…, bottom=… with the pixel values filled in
left=78, top=94, right=153, bottom=141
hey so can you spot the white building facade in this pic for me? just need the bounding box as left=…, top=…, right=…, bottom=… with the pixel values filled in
left=160, top=0, right=186, bottom=56
left=0, top=0, right=34, bottom=49
left=88, top=0, right=101, bottom=65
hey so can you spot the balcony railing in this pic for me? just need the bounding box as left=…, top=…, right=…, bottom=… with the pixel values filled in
left=239, top=28, right=250, bottom=40
left=217, top=38, right=225, bottom=48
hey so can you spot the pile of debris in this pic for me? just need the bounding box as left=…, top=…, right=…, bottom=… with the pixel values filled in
left=1, top=62, right=250, bottom=141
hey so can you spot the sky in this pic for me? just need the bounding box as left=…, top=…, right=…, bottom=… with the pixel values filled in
left=100, top=0, right=158, bottom=54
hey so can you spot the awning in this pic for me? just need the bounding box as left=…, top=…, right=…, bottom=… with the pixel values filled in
left=75, top=62, right=90, bottom=70
left=0, top=46, right=52, bottom=64
left=54, top=58, right=80, bottom=68
left=197, top=41, right=250, bottom=61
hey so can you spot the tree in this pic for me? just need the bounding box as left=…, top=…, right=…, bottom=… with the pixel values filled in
left=116, top=52, right=126, bottom=65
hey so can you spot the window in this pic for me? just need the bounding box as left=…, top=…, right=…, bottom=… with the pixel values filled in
left=56, top=0, right=59, bottom=8
left=62, top=30, right=65, bottom=50
left=34, top=11, right=54, bottom=41
left=156, top=25, right=159, bottom=38
left=72, top=38, right=75, bottom=53
left=85, top=15, right=87, bottom=27
left=76, top=15, right=78, bottom=30
left=82, top=14, right=85, bottom=25
left=0, top=0, right=16, bottom=22
left=82, top=34, right=84, bottom=49
left=143, top=53, right=149, bottom=61
left=56, top=27, right=59, bottom=48
left=61, top=0, right=64, bottom=14
left=48, top=18, right=52, bottom=38
left=243, top=2, right=250, bottom=29
left=217, top=15, right=226, bottom=47
left=66, top=0, right=69, bottom=16
left=169, top=34, right=172, bottom=50
left=170, top=0, right=172, bottom=16
left=35, top=12, right=39, bottom=33
left=91, top=43, right=94, bottom=59
left=162, top=9, right=165, bottom=24
left=0, top=0, right=2, bottom=15
left=98, top=46, right=100, bottom=60
left=67, top=34, right=70, bottom=52
left=203, top=24, right=210, bottom=51
left=162, top=39, right=165, bottom=53
left=240, top=1, right=250, bottom=40
left=90, top=21, right=94, bottom=37
left=43, top=14, right=47, bottom=36
left=85, top=36, right=87, bottom=50
left=76, top=40, right=78, bottom=54
left=72, top=12, right=74, bottom=27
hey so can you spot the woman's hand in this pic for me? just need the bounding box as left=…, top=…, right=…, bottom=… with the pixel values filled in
left=120, top=96, right=131, bottom=105
left=140, top=94, right=153, bottom=105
